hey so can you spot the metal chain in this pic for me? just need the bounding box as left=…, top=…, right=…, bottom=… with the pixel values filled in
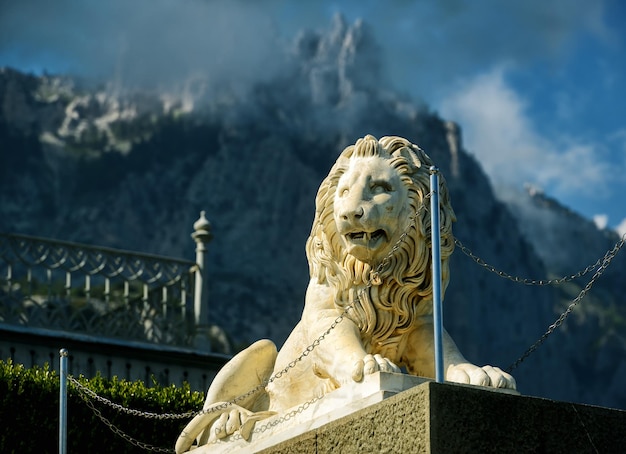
left=454, top=234, right=625, bottom=286
left=75, top=383, right=174, bottom=453
left=223, top=395, right=324, bottom=443
left=252, top=395, right=323, bottom=433
left=268, top=306, right=353, bottom=383
left=67, top=305, right=353, bottom=449
left=506, top=233, right=625, bottom=372
left=69, top=376, right=197, bottom=419
left=370, top=192, right=432, bottom=283
left=69, top=306, right=354, bottom=453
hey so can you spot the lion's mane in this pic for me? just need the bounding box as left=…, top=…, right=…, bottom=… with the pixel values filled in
left=305, top=135, right=456, bottom=351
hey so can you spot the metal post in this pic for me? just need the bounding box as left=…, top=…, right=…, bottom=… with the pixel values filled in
left=191, top=211, right=213, bottom=349
left=191, top=211, right=213, bottom=325
left=59, top=348, right=68, bottom=454
left=429, top=167, right=445, bottom=383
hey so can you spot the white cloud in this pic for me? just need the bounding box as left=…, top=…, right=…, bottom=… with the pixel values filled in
left=593, top=214, right=608, bottom=230
left=617, top=218, right=626, bottom=238
left=439, top=66, right=537, bottom=182
left=438, top=66, right=612, bottom=197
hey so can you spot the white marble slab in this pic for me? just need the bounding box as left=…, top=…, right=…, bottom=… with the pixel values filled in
left=191, top=372, right=429, bottom=453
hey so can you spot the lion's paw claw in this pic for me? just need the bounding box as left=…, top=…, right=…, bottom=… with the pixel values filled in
left=352, top=354, right=400, bottom=382
left=447, top=363, right=516, bottom=390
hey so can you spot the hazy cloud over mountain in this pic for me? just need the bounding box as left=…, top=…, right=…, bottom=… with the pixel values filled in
left=1, top=0, right=624, bottom=229
left=0, top=0, right=611, bottom=92
left=0, top=0, right=287, bottom=90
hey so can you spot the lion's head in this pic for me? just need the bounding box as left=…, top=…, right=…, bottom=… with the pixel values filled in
left=306, top=135, right=456, bottom=348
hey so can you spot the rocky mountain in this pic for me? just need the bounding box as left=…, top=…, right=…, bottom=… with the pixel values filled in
left=498, top=185, right=626, bottom=406
left=1, top=15, right=624, bottom=409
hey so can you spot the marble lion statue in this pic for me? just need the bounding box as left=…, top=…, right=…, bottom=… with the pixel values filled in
left=176, top=135, right=516, bottom=453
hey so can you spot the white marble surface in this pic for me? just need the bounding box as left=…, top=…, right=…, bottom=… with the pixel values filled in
left=188, top=372, right=429, bottom=453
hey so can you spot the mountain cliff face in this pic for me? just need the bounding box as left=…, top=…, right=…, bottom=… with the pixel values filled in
left=1, top=16, right=624, bottom=409
left=498, top=185, right=626, bottom=407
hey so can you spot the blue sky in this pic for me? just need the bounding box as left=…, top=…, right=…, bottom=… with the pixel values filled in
left=1, top=0, right=625, bottom=234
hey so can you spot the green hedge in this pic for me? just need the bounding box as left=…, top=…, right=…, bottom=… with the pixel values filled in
left=0, top=360, right=205, bottom=453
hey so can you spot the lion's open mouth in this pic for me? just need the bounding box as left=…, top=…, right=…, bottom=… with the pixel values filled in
left=346, top=229, right=387, bottom=246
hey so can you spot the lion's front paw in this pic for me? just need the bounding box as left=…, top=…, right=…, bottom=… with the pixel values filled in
left=176, top=405, right=275, bottom=453
left=208, top=408, right=250, bottom=442
left=204, top=408, right=275, bottom=443
left=351, top=354, right=401, bottom=382
left=446, top=363, right=516, bottom=390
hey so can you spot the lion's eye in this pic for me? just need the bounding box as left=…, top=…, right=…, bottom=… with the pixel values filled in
left=371, top=182, right=392, bottom=194
left=339, top=188, right=349, bottom=197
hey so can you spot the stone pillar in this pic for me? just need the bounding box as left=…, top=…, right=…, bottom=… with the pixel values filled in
left=191, top=211, right=212, bottom=349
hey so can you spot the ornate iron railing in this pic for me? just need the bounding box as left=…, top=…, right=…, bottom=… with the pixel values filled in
left=0, top=213, right=211, bottom=347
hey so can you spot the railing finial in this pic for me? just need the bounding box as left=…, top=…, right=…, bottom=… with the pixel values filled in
left=191, top=211, right=212, bottom=350
left=193, top=211, right=212, bottom=237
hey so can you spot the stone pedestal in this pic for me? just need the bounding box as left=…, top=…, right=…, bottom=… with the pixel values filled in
left=262, top=377, right=626, bottom=454
left=195, top=372, right=626, bottom=453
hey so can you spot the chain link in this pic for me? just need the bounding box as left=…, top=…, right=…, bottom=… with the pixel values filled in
left=69, top=306, right=354, bottom=453
left=506, top=233, right=625, bottom=372
left=454, top=236, right=624, bottom=286
left=68, top=305, right=353, bottom=452
left=269, top=306, right=353, bottom=383
left=225, top=395, right=324, bottom=441
left=252, top=396, right=322, bottom=433
left=74, top=382, right=175, bottom=453
left=69, top=376, right=197, bottom=419
left=370, top=192, right=432, bottom=283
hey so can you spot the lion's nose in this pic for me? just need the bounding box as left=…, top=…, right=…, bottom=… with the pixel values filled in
left=340, top=205, right=364, bottom=221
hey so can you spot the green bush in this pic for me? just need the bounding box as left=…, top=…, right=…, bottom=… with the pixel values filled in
left=0, top=360, right=205, bottom=453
